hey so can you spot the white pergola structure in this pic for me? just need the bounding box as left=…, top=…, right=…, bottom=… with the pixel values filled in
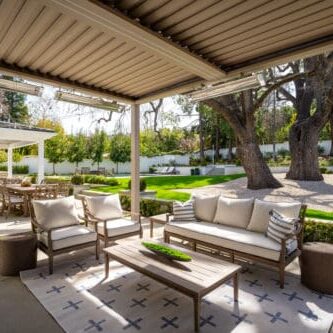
left=0, top=0, right=332, bottom=219
left=0, top=122, right=55, bottom=183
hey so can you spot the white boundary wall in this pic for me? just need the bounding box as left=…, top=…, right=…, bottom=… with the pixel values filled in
left=14, top=140, right=332, bottom=175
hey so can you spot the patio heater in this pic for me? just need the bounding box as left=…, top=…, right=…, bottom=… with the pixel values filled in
left=0, top=78, right=43, bottom=96
left=54, top=91, right=122, bottom=112
left=188, top=74, right=265, bottom=101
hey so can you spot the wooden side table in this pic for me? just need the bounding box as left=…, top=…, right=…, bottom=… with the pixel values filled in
left=149, top=213, right=168, bottom=238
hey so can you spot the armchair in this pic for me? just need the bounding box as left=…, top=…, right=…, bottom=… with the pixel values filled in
left=30, top=196, right=99, bottom=274
left=82, top=194, right=142, bottom=248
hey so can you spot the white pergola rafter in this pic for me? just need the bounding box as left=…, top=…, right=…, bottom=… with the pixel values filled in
left=0, top=123, right=55, bottom=183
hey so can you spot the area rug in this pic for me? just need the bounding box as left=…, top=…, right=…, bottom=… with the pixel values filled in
left=20, top=255, right=333, bottom=333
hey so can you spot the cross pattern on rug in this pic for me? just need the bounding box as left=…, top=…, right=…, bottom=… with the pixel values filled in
left=20, top=256, right=333, bottom=333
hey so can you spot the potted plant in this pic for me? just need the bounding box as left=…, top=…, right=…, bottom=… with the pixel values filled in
left=120, top=179, right=157, bottom=199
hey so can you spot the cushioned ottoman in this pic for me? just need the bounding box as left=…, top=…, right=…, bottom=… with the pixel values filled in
left=0, top=232, right=37, bottom=276
left=300, top=242, right=333, bottom=294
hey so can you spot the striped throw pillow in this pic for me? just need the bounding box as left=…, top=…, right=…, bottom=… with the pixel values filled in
left=173, top=200, right=196, bottom=221
left=266, top=209, right=298, bottom=244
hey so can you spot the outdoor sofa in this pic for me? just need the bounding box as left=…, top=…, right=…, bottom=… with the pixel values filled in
left=164, top=195, right=307, bottom=288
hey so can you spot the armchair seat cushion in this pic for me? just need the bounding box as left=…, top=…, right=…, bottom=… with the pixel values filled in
left=39, top=225, right=97, bottom=250
left=97, top=218, right=140, bottom=237
left=165, top=221, right=297, bottom=261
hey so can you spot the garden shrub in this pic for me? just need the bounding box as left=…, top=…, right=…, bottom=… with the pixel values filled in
left=149, top=166, right=156, bottom=174
left=277, top=148, right=290, bottom=158
left=320, top=167, right=327, bottom=174
left=128, top=179, right=147, bottom=192
left=119, top=194, right=173, bottom=217
left=303, top=220, right=333, bottom=243
left=84, top=175, right=119, bottom=186
left=0, top=165, right=29, bottom=174
left=71, top=174, right=84, bottom=185
left=317, top=145, right=325, bottom=155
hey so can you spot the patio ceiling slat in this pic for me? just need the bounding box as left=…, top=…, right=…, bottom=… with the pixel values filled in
left=198, top=1, right=333, bottom=57
left=0, top=0, right=332, bottom=103
left=117, top=70, right=192, bottom=95
left=0, top=0, right=43, bottom=60
left=185, top=0, right=324, bottom=51
left=218, top=21, right=333, bottom=65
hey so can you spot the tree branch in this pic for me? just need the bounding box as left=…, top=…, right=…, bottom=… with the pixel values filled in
left=254, top=71, right=313, bottom=111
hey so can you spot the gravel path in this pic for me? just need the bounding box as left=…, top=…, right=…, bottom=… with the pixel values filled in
left=178, top=173, right=333, bottom=212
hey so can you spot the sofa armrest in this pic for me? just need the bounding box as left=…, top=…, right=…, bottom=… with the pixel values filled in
left=166, top=213, right=173, bottom=223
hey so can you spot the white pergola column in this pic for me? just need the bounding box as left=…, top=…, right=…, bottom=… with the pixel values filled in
left=131, top=104, right=140, bottom=221
left=37, top=140, right=45, bottom=184
left=7, top=147, right=13, bottom=178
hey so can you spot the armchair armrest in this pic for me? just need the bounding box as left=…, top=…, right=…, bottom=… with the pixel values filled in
left=166, top=213, right=174, bottom=223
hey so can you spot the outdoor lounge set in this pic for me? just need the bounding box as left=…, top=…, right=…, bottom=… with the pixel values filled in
left=2, top=191, right=332, bottom=332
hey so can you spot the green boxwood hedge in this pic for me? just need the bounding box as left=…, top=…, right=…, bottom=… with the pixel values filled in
left=120, top=194, right=173, bottom=217
left=303, top=220, right=333, bottom=243
left=0, top=165, right=29, bottom=174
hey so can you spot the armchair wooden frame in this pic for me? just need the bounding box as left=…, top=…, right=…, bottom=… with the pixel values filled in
left=81, top=197, right=143, bottom=248
left=164, top=204, right=307, bottom=289
left=29, top=200, right=99, bottom=274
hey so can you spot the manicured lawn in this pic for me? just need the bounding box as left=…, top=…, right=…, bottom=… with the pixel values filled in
left=91, top=174, right=245, bottom=201
left=305, top=208, right=333, bottom=221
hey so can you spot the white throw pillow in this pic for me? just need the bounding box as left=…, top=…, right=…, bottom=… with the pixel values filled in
left=33, top=196, right=79, bottom=229
left=214, top=197, right=254, bottom=229
left=192, top=194, right=219, bottom=222
left=266, top=209, right=298, bottom=244
left=247, top=199, right=301, bottom=233
left=85, top=194, right=123, bottom=220
left=173, top=200, right=196, bottom=221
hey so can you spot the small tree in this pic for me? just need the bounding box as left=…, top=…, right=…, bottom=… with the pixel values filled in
left=88, top=129, right=108, bottom=169
left=67, top=133, right=87, bottom=168
left=0, top=150, right=7, bottom=163
left=109, top=134, right=131, bottom=173
left=40, top=120, right=67, bottom=175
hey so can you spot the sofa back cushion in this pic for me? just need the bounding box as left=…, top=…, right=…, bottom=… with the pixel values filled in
left=213, top=197, right=254, bottom=228
left=192, top=194, right=219, bottom=222
left=85, top=194, right=123, bottom=220
left=173, top=200, right=196, bottom=221
left=33, top=196, right=79, bottom=229
left=247, top=199, right=302, bottom=233
left=267, top=209, right=298, bottom=244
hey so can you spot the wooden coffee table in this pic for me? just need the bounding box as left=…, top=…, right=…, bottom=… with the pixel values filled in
left=104, top=240, right=241, bottom=332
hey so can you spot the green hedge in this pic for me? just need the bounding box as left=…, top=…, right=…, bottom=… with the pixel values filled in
left=120, top=194, right=173, bottom=217
left=304, top=220, right=333, bottom=243
left=83, top=175, right=119, bottom=186
left=0, top=165, right=29, bottom=174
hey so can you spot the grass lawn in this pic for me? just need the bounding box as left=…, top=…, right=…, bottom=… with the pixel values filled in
left=305, top=208, right=333, bottom=221
left=91, top=174, right=245, bottom=201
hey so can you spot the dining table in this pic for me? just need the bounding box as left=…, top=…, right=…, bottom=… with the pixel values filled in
left=5, top=184, right=58, bottom=216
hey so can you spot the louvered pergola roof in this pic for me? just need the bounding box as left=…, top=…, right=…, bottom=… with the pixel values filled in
left=0, top=0, right=333, bottom=104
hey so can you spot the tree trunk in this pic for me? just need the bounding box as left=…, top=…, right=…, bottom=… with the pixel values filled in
left=215, top=124, right=220, bottom=161
left=330, top=111, right=333, bottom=156
left=53, top=163, right=55, bottom=175
left=286, top=121, right=323, bottom=180
left=237, top=141, right=282, bottom=189
left=199, top=111, right=205, bottom=163
left=116, top=162, right=119, bottom=174
left=227, top=138, right=233, bottom=161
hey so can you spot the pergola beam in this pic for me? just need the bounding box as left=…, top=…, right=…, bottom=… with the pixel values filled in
left=44, top=0, right=225, bottom=81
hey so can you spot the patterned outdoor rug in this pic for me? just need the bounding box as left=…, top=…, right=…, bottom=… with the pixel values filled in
left=20, top=255, right=333, bottom=333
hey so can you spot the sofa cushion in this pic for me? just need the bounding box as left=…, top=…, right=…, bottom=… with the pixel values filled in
left=33, top=196, right=79, bottom=229
left=97, top=218, right=140, bottom=237
left=173, top=200, right=196, bottom=221
left=39, top=225, right=97, bottom=250
left=267, top=209, right=298, bottom=244
left=165, top=221, right=298, bottom=261
left=85, top=194, right=123, bottom=220
left=192, top=194, right=219, bottom=222
left=213, top=197, right=254, bottom=229
left=247, top=199, right=302, bottom=233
